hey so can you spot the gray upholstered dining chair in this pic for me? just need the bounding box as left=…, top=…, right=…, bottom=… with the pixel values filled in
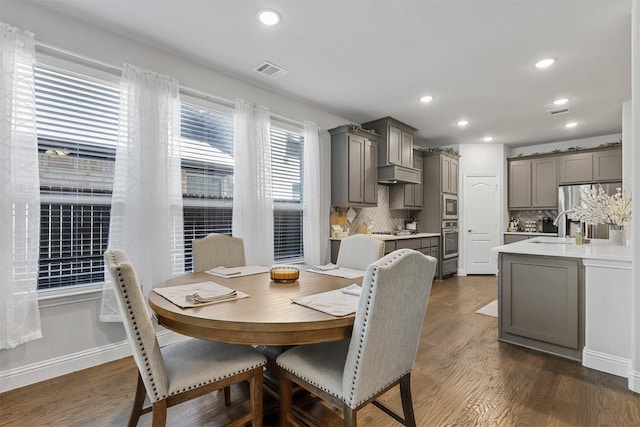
left=192, top=233, right=246, bottom=272
left=335, top=234, right=385, bottom=271
left=104, top=249, right=266, bottom=427
left=276, top=248, right=437, bottom=427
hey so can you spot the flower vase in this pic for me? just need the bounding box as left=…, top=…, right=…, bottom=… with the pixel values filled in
left=608, top=226, right=625, bottom=246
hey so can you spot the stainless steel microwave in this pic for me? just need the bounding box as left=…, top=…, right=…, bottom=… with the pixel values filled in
left=442, top=194, right=458, bottom=220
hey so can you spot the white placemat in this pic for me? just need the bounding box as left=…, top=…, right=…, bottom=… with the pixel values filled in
left=292, top=285, right=361, bottom=317
left=206, top=265, right=271, bottom=278
left=306, top=266, right=365, bottom=279
left=153, top=282, right=249, bottom=308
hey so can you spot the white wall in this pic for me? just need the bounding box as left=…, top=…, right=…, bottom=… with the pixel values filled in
left=0, top=1, right=351, bottom=391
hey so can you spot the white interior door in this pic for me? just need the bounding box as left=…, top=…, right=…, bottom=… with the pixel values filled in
left=464, top=174, right=499, bottom=274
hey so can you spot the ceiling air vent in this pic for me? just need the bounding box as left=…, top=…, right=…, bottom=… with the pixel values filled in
left=254, top=61, right=288, bottom=79
left=548, top=106, right=571, bottom=116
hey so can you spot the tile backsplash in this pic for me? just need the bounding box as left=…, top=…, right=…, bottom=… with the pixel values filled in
left=331, top=186, right=412, bottom=234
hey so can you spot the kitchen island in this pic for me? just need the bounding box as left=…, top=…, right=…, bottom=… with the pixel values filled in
left=493, top=237, right=632, bottom=380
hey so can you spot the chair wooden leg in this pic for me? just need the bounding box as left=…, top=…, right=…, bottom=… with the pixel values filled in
left=251, top=367, right=264, bottom=427
left=128, top=373, right=146, bottom=427
left=224, top=386, right=231, bottom=406
left=343, top=404, right=357, bottom=427
left=279, top=374, right=293, bottom=427
left=399, top=374, right=416, bottom=427
left=151, top=399, right=167, bottom=427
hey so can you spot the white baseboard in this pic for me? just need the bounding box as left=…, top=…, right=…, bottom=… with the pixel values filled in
left=582, top=347, right=631, bottom=379
left=628, top=369, right=640, bottom=393
left=0, top=330, right=186, bottom=393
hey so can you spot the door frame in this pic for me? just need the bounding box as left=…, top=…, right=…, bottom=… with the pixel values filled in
left=460, top=173, right=501, bottom=276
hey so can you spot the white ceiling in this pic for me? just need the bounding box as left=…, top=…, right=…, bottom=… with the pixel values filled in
left=30, top=0, right=632, bottom=147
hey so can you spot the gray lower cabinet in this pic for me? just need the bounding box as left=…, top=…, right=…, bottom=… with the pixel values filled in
left=499, top=253, right=584, bottom=361
left=331, top=236, right=440, bottom=278
left=503, top=234, right=532, bottom=244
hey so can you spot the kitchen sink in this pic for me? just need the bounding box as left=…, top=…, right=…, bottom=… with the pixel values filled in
left=528, top=237, right=574, bottom=244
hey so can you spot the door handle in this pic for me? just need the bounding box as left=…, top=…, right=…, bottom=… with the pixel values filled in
left=468, top=229, right=472, bottom=232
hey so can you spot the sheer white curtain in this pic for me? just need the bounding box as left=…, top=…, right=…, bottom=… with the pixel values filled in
left=303, top=120, right=323, bottom=266
left=232, top=99, right=274, bottom=266
left=0, top=23, right=42, bottom=348
left=100, top=64, right=185, bottom=321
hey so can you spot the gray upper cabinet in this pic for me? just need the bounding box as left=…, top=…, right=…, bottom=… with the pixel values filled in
left=390, top=151, right=423, bottom=209
left=559, top=147, right=621, bottom=184
left=441, top=155, right=458, bottom=194
left=508, top=156, right=557, bottom=209
left=508, top=159, right=532, bottom=208
left=531, top=157, right=557, bottom=208
left=329, top=125, right=378, bottom=207
left=559, top=152, right=593, bottom=184
left=361, top=117, right=417, bottom=168
left=593, top=148, right=622, bottom=182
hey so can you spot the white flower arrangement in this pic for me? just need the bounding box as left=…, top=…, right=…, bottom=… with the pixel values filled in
left=569, top=186, right=632, bottom=230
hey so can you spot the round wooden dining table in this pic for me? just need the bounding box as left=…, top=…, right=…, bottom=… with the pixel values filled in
left=148, top=269, right=361, bottom=346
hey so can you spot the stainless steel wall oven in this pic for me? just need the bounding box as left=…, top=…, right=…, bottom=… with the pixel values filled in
left=442, top=220, right=459, bottom=259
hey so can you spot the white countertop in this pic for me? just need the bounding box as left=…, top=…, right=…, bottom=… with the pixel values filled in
left=504, top=231, right=558, bottom=236
left=330, top=232, right=440, bottom=241
left=493, top=236, right=631, bottom=262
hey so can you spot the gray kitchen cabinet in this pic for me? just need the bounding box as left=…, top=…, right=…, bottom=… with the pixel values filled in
left=532, top=157, right=557, bottom=207
left=503, top=234, right=531, bottom=244
left=508, top=156, right=557, bottom=209
left=499, top=253, right=584, bottom=361
left=329, top=125, right=378, bottom=207
left=361, top=117, right=416, bottom=168
left=559, top=152, right=593, bottom=184
left=508, top=159, right=532, bottom=208
left=389, top=151, right=423, bottom=209
left=593, top=148, right=622, bottom=182
left=559, top=147, right=622, bottom=184
left=441, top=155, right=458, bottom=194
left=331, top=236, right=440, bottom=278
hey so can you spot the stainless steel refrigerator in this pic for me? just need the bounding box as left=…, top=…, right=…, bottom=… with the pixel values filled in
left=557, top=182, right=622, bottom=238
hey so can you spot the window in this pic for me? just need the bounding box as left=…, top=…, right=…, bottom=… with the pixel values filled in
left=271, top=127, right=304, bottom=261
left=181, top=105, right=305, bottom=266
left=34, top=65, right=304, bottom=290
left=35, top=65, right=119, bottom=290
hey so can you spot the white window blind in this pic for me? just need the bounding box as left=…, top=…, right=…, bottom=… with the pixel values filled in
left=35, top=65, right=119, bottom=290
left=271, top=127, right=304, bottom=261
left=180, top=103, right=235, bottom=271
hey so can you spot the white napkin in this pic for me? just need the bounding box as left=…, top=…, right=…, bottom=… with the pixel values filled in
left=306, top=267, right=365, bottom=279
left=153, top=282, right=248, bottom=308
left=206, top=265, right=271, bottom=278
left=185, top=288, right=237, bottom=304
left=292, top=285, right=361, bottom=317
left=312, top=263, right=339, bottom=271
left=341, top=284, right=362, bottom=296
left=207, top=266, right=242, bottom=277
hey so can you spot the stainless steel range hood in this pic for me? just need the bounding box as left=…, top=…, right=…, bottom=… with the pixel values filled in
left=378, top=164, right=421, bottom=184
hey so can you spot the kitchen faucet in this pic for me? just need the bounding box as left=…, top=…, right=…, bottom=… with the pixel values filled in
left=553, top=209, right=574, bottom=226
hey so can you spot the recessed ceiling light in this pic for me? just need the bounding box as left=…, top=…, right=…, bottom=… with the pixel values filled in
left=554, top=98, right=569, bottom=105
left=420, top=95, right=434, bottom=103
left=535, top=58, right=556, bottom=68
left=257, top=9, right=281, bottom=26
left=483, top=136, right=493, bottom=142
left=457, top=120, right=469, bottom=127
left=565, top=121, right=578, bottom=128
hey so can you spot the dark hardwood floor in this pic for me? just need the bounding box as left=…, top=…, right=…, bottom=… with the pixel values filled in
left=2, top=275, right=640, bottom=426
